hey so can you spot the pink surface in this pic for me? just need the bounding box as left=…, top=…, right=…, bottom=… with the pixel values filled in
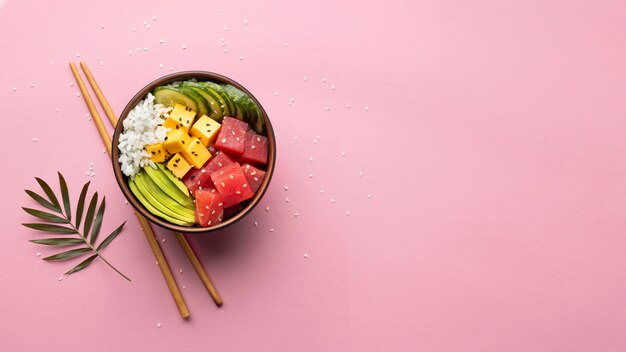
left=1, top=0, right=626, bottom=351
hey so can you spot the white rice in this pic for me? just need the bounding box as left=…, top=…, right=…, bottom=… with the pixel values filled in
left=118, top=93, right=171, bottom=177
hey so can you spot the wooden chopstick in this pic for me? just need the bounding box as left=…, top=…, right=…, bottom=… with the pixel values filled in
left=69, top=62, right=190, bottom=319
left=74, top=62, right=223, bottom=307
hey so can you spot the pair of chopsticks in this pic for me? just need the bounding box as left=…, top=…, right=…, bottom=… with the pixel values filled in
left=69, top=62, right=222, bottom=318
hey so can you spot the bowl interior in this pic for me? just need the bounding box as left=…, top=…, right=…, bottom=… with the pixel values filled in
left=111, top=71, right=276, bottom=233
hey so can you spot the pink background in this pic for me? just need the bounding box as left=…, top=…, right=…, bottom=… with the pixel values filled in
left=1, top=0, right=626, bottom=351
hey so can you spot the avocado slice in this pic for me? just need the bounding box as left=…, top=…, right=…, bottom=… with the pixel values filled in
left=129, top=179, right=195, bottom=226
left=156, top=163, right=190, bottom=196
left=134, top=172, right=196, bottom=223
left=143, top=166, right=194, bottom=208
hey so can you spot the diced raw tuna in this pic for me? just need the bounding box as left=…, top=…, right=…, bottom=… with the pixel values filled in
left=240, top=131, right=269, bottom=165
left=195, top=189, right=224, bottom=227
left=182, top=151, right=235, bottom=195
left=214, top=116, right=249, bottom=156
left=241, top=163, right=266, bottom=194
left=210, top=162, right=253, bottom=208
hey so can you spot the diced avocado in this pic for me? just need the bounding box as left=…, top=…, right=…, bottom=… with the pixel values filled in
left=130, top=175, right=195, bottom=225
left=154, top=87, right=198, bottom=112
left=177, top=86, right=210, bottom=118
left=143, top=166, right=195, bottom=208
left=156, top=163, right=190, bottom=196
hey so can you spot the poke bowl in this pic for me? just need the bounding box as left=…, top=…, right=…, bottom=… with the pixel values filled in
left=111, top=71, right=276, bottom=234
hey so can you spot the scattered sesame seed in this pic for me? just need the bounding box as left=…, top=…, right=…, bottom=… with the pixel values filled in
left=218, top=13, right=222, bottom=16
left=30, top=83, right=35, bottom=88
left=269, top=228, right=275, bottom=232
left=55, top=107, right=59, bottom=112
left=309, top=156, right=313, bottom=162
left=304, top=254, right=309, bottom=258
left=136, top=48, right=141, bottom=52
left=275, top=91, right=279, bottom=96
left=100, top=62, right=104, bottom=66
left=265, top=206, right=270, bottom=211
left=90, top=172, right=95, bottom=177
left=254, top=221, right=258, bottom=227
left=244, top=19, right=248, bottom=25
left=367, top=194, right=372, bottom=199
left=364, top=106, right=369, bottom=111
left=96, top=56, right=101, bottom=61
left=224, top=26, right=228, bottom=31
left=159, top=63, right=163, bottom=69
left=346, top=104, right=351, bottom=108
left=182, top=45, right=187, bottom=50
left=32, top=138, right=37, bottom=142
left=157, top=323, right=161, bottom=328
left=303, top=76, right=307, bottom=81
left=143, top=47, right=148, bottom=51
left=294, top=136, right=298, bottom=141
left=36, top=252, right=41, bottom=257
left=341, top=151, right=346, bottom=156
left=75, top=53, right=80, bottom=57
left=283, top=186, right=289, bottom=191
left=125, top=200, right=129, bottom=204
left=58, top=277, right=63, bottom=281
left=102, top=148, right=106, bottom=153
left=308, top=174, right=314, bottom=178
left=320, top=189, right=324, bottom=193
left=76, top=92, right=81, bottom=97
left=100, top=24, right=104, bottom=29
left=359, top=171, right=363, bottom=177
left=159, top=39, right=164, bottom=44
left=50, top=60, right=54, bottom=64
left=346, top=211, right=351, bottom=216
left=179, top=269, right=183, bottom=274
left=313, top=139, right=318, bottom=144
left=152, top=16, right=158, bottom=21
left=169, top=67, right=173, bottom=71
left=322, top=77, right=327, bottom=82
left=146, top=24, right=151, bottom=29
left=224, top=49, right=228, bottom=53
left=330, top=198, right=335, bottom=203
left=294, top=212, right=299, bottom=217
left=12, top=87, right=17, bottom=91
left=325, top=106, right=330, bottom=111
left=239, top=56, right=244, bottom=61
left=284, top=42, right=289, bottom=46
left=182, top=285, right=186, bottom=289
left=86, top=171, right=90, bottom=176
left=161, top=238, right=167, bottom=243
left=285, top=197, right=290, bottom=203
left=132, top=27, right=136, bottom=31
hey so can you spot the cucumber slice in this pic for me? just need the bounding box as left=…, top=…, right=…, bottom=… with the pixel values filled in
left=252, top=103, right=266, bottom=135
left=156, top=163, right=190, bottom=196
left=129, top=179, right=195, bottom=226
left=154, top=87, right=198, bottom=112
left=177, top=86, right=210, bottom=118
left=200, top=82, right=234, bottom=117
left=221, top=84, right=251, bottom=123
left=221, top=84, right=266, bottom=134
left=181, top=82, right=223, bottom=121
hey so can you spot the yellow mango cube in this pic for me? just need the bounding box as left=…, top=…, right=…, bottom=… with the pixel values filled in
left=190, top=115, right=221, bottom=147
left=163, top=129, right=191, bottom=154
left=145, top=143, right=170, bottom=163
left=163, top=104, right=196, bottom=133
left=181, top=137, right=212, bottom=169
left=166, top=153, right=192, bottom=179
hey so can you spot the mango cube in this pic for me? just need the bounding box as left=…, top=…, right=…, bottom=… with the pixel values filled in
left=190, top=115, right=221, bottom=147
left=145, top=143, right=170, bottom=163
left=163, top=129, right=191, bottom=154
left=181, top=137, right=212, bottom=169
left=166, top=153, right=192, bottom=179
left=163, top=104, right=196, bottom=133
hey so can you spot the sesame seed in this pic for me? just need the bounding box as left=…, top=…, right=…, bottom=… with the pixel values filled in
left=50, top=60, right=54, bottom=64
left=169, top=67, right=173, bottom=71
left=322, top=77, right=327, bottom=82
left=29, top=83, right=35, bottom=88
left=132, top=27, right=136, bottom=31
left=284, top=43, right=289, bottom=46
left=224, top=49, right=228, bottom=53
left=75, top=53, right=80, bottom=57
left=32, top=138, right=37, bottom=142
left=308, top=174, right=314, bottom=178
left=152, top=16, right=157, bottom=21
left=285, top=197, right=290, bottom=203
left=55, top=107, right=59, bottom=112
left=341, top=151, right=346, bottom=156
left=182, top=45, right=187, bottom=50
left=146, top=24, right=151, bottom=29
left=161, top=238, right=167, bottom=243
left=309, top=157, right=313, bottom=162
left=330, top=198, right=335, bottom=203
left=254, top=221, right=258, bottom=227
left=320, top=189, right=324, bottom=193
left=100, top=24, right=104, bottom=28
left=129, top=50, right=133, bottom=56
left=76, top=92, right=81, bottom=97
left=303, top=76, right=307, bottom=81
left=239, top=56, right=244, bottom=61
left=269, top=228, right=275, bottom=232
left=218, top=13, right=222, bottom=16
left=160, top=39, right=164, bottom=44
left=331, top=85, right=335, bottom=90
left=367, top=194, right=372, bottom=199
left=157, top=323, right=161, bottom=328
left=159, top=63, right=163, bottom=69
left=58, top=277, right=63, bottom=281
left=346, top=104, right=351, bottom=108
left=124, top=200, right=128, bottom=204
left=36, top=252, right=41, bottom=257
left=100, top=62, right=104, bottom=66
left=283, top=186, right=289, bottom=191
left=294, top=212, right=299, bottom=217
left=325, top=107, right=330, bottom=111
left=265, top=206, right=270, bottom=211
left=275, top=91, right=279, bottom=96
left=236, top=190, right=241, bottom=194
left=143, top=47, right=148, bottom=51
left=244, top=19, right=248, bottom=25
left=364, top=106, right=369, bottom=111
left=346, top=211, right=351, bottom=216
left=304, top=254, right=309, bottom=258
left=294, top=136, right=298, bottom=141
left=224, top=26, right=228, bottom=31
left=12, top=87, right=17, bottom=91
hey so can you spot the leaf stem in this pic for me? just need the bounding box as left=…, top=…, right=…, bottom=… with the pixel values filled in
left=66, top=220, right=131, bottom=281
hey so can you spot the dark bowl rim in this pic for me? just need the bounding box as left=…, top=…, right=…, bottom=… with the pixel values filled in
left=111, top=71, right=276, bottom=234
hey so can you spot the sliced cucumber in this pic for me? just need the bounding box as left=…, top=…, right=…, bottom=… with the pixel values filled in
left=181, top=82, right=224, bottom=121
left=154, top=87, right=198, bottom=112
left=221, top=84, right=251, bottom=122
left=177, top=86, right=210, bottom=118
left=201, top=82, right=234, bottom=118
left=221, top=84, right=266, bottom=134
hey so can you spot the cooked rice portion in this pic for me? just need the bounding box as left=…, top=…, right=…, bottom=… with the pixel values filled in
left=118, top=93, right=171, bottom=177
